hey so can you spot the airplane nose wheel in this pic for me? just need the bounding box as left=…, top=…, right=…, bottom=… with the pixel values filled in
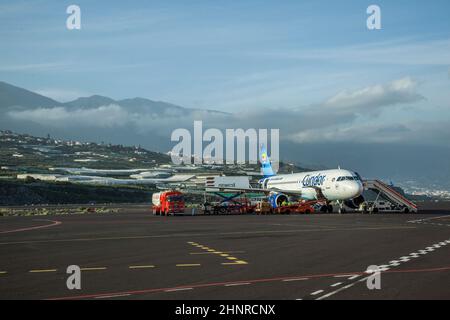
left=338, top=201, right=346, bottom=214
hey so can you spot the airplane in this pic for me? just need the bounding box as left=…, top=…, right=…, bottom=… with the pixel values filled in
left=210, top=145, right=365, bottom=213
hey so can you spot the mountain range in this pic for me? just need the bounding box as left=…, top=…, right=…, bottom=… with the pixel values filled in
left=0, top=81, right=219, bottom=116
left=0, top=80, right=230, bottom=154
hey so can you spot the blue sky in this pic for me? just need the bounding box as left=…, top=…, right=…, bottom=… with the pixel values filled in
left=1, top=1, right=450, bottom=186
left=1, top=0, right=449, bottom=109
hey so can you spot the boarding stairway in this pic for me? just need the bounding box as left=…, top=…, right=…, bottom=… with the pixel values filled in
left=363, top=180, right=418, bottom=213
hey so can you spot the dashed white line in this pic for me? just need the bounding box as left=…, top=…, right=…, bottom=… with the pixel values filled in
left=282, top=278, right=308, bottom=282
left=129, top=265, right=155, bottom=269
left=80, top=267, right=107, bottom=271
left=165, top=287, right=193, bottom=292
left=314, top=234, right=450, bottom=300
left=176, top=264, right=201, bottom=267
left=399, top=257, right=410, bottom=262
left=331, top=282, right=342, bottom=287
left=225, top=282, right=251, bottom=287
left=29, top=269, right=58, bottom=273
left=378, top=264, right=390, bottom=269
left=311, top=290, right=324, bottom=296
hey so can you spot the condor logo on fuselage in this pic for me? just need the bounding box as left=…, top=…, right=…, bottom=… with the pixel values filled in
left=302, top=174, right=326, bottom=187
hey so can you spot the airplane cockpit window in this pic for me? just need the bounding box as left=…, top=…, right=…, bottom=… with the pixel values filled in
left=337, top=176, right=356, bottom=181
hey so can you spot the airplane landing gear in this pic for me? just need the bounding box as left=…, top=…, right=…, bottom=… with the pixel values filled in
left=337, top=201, right=346, bottom=214
left=320, top=203, right=333, bottom=213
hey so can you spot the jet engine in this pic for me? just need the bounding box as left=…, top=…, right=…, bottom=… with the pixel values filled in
left=268, top=193, right=288, bottom=208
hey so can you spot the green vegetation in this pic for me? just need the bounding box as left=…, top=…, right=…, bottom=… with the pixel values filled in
left=0, top=207, right=120, bottom=217
left=0, top=179, right=156, bottom=206
left=0, top=130, right=170, bottom=171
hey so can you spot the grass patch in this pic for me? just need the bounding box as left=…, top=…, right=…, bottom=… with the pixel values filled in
left=0, top=207, right=120, bottom=217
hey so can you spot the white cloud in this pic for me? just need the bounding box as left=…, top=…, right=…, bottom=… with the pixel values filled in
left=6, top=104, right=231, bottom=135
left=8, top=105, right=130, bottom=128
left=287, top=119, right=450, bottom=146
left=288, top=124, right=412, bottom=144
left=321, top=77, right=423, bottom=114
left=5, top=77, right=433, bottom=146
left=0, top=62, right=72, bottom=72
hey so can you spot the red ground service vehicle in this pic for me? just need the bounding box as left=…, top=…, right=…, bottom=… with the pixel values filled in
left=273, top=201, right=316, bottom=214
left=255, top=200, right=272, bottom=215
left=204, top=198, right=256, bottom=215
left=152, top=191, right=185, bottom=216
left=296, top=201, right=316, bottom=214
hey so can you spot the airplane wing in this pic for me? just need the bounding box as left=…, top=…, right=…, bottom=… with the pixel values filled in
left=193, top=185, right=327, bottom=201
left=201, top=186, right=304, bottom=196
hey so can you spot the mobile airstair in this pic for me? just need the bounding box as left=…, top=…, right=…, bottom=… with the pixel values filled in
left=363, top=180, right=418, bottom=213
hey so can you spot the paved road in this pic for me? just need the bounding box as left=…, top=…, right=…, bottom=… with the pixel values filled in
left=0, top=209, right=449, bottom=300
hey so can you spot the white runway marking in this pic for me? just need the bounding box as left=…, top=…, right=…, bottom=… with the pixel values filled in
left=311, top=290, right=324, bottom=296
left=225, top=283, right=251, bottom=287
left=331, top=282, right=342, bottom=287
left=314, top=233, right=450, bottom=301
left=282, top=278, right=308, bottom=282
left=165, top=287, right=193, bottom=292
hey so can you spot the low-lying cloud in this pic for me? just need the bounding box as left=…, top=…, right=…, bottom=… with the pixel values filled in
left=8, top=104, right=130, bottom=128
left=322, top=77, right=423, bottom=114
left=6, top=77, right=432, bottom=146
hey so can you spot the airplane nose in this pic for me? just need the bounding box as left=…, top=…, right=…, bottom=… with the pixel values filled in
left=357, top=182, right=364, bottom=195
left=347, top=182, right=363, bottom=198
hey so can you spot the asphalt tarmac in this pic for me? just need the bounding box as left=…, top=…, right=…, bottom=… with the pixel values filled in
left=0, top=208, right=449, bottom=300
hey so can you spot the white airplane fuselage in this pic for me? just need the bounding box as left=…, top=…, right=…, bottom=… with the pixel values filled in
left=261, top=169, right=363, bottom=201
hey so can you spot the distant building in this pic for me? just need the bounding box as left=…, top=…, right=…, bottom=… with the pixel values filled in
left=17, top=174, right=61, bottom=181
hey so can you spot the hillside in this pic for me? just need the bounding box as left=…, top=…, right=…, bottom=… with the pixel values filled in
left=0, top=80, right=223, bottom=117
left=0, top=130, right=171, bottom=170
left=0, top=81, right=59, bottom=109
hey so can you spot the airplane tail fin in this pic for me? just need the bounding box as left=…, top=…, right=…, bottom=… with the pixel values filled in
left=260, top=144, right=275, bottom=177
